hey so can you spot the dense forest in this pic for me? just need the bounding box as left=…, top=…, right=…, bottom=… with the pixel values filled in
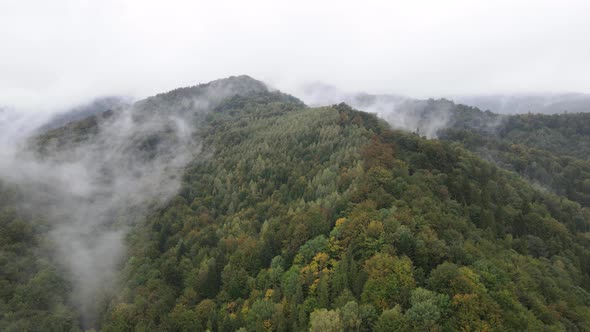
left=1, top=77, right=589, bottom=331
left=439, top=103, right=590, bottom=207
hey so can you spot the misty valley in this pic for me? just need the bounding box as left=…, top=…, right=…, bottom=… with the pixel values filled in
left=1, top=76, right=590, bottom=331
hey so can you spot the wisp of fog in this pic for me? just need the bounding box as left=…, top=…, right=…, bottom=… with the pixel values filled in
left=0, top=76, right=267, bottom=328
left=297, top=82, right=454, bottom=138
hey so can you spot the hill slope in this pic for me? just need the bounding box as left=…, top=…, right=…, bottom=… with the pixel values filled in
left=439, top=106, right=590, bottom=207
left=304, top=91, right=590, bottom=208
left=106, top=98, right=589, bottom=330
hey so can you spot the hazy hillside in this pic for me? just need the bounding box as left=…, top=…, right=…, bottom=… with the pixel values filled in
left=454, top=94, right=590, bottom=114
left=297, top=83, right=456, bottom=139
left=297, top=87, right=590, bottom=208
left=1, top=77, right=589, bottom=331
left=39, top=97, right=133, bottom=131
left=439, top=106, right=590, bottom=207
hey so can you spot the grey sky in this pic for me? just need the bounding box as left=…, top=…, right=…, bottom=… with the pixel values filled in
left=1, top=0, right=589, bottom=111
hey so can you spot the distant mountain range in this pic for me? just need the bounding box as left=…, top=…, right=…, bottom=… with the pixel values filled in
left=297, top=82, right=590, bottom=115
left=452, top=93, right=590, bottom=114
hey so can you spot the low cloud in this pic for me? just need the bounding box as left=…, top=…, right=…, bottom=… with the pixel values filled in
left=0, top=76, right=267, bottom=328
left=294, top=82, right=453, bottom=138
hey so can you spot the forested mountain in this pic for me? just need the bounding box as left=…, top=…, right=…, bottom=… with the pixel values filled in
left=314, top=90, right=590, bottom=208
left=437, top=104, right=590, bottom=208
left=1, top=76, right=589, bottom=331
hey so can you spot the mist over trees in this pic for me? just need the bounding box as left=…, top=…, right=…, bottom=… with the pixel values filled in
left=1, top=76, right=589, bottom=331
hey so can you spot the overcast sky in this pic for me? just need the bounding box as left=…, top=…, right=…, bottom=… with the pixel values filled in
left=1, top=0, right=589, bottom=111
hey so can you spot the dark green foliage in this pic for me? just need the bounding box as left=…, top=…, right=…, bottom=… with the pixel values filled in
left=441, top=105, right=590, bottom=208
left=0, top=182, right=80, bottom=331
left=498, top=113, right=590, bottom=160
